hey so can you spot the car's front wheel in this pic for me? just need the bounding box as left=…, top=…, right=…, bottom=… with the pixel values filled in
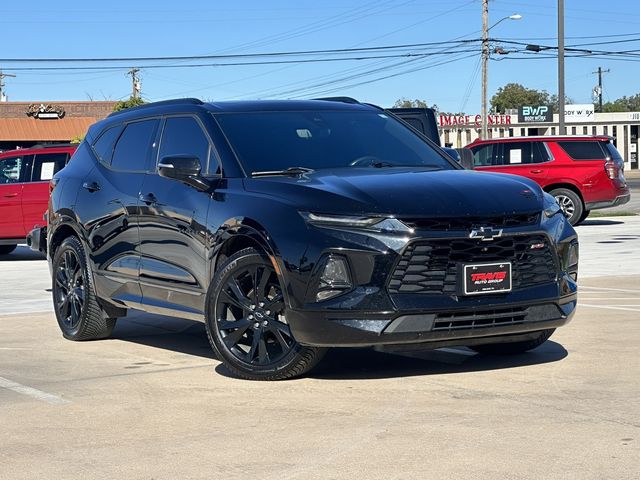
left=206, top=247, right=326, bottom=380
left=52, top=237, right=117, bottom=340
left=470, top=329, right=555, bottom=355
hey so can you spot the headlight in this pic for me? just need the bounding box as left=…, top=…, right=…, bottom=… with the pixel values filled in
left=543, top=193, right=562, bottom=218
left=316, top=255, right=352, bottom=301
left=300, top=212, right=413, bottom=233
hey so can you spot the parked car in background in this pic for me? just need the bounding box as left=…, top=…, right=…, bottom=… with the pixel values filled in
left=42, top=98, right=578, bottom=380
left=465, top=135, right=630, bottom=225
left=0, top=144, right=76, bottom=256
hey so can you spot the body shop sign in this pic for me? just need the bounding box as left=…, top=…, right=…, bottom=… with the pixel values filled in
left=518, top=105, right=553, bottom=123
left=564, top=104, right=594, bottom=122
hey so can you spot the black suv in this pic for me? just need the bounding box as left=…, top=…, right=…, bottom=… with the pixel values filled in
left=43, top=98, right=578, bottom=380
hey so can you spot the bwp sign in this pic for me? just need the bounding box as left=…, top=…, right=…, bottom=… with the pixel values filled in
left=565, top=104, right=594, bottom=122
left=518, top=105, right=553, bottom=123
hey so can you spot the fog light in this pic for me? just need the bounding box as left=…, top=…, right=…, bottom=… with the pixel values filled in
left=316, top=255, right=352, bottom=301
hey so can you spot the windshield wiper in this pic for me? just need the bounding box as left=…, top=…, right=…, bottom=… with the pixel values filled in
left=250, top=166, right=315, bottom=177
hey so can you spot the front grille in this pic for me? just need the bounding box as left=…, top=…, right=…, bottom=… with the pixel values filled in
left=402, top=213, right=540, bottom=232
left=432, top=306, right=527, bottom=331
left=388, top=235, right=557, bottom=295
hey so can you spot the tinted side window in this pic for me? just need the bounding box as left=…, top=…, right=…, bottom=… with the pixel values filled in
left=557, top=141, right=606, bottom=160
left=111, top=119, right=159, bottom=171
left=402, top=118, right=425, bottom=135
left=158, top=117, right=211, bottom=172
left=32, top=152, right=68, bottom=181
left=531, top=142, right=551, bottom=164
left=503, top=142, right=532, bottom=165
left=472, top=144, right=498, bottom=166
left=93, top=125, right=122, bottom=164
left=0, top=156, right=25, bottom=184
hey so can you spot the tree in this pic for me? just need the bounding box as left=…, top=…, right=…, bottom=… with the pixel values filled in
left=113, top=96, right=146, bottom=112
left=490, top=83, right=550, bottom=113
left=392, top=98, right=435, bottom=109
left=603, top=94, right=640, bottom=112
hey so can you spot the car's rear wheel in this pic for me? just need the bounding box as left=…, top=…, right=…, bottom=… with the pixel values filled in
left=576, top=209, right=591, bottom=225
left=470, top=329, right=555, bottom=355
left=52, top=237, right=117, bottom=340
left=0, top=244, right=17, bottom=255
left=550, top=188, right=584, bottom=226
left=206, top=247, right=326, bottom=380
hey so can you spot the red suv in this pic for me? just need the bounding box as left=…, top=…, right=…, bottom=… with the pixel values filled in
left=466, top=136, right=630, bottom=225
left=0, top=144, right=76, bottom=256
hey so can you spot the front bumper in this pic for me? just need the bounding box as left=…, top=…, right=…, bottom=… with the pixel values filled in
left=27, top=226, right=47, bottom=253
left=286, top=279, right=577, bottom=348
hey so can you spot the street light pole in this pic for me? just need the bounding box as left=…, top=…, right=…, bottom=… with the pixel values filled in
left=481, top=0, right=489, bottom=140
left=558, top=0, right=565, bottom=134
left=481, top=4, right=522, bottom=140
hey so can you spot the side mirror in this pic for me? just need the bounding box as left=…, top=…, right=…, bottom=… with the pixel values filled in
left=158, top=155, right=210, bottom=191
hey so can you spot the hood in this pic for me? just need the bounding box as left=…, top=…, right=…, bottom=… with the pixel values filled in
left=243, top=168, right=544, bottom=218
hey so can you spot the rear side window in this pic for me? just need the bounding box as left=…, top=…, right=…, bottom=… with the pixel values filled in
left=531, top=142, right=551, bottom=164
left=93, top=125, right=122, bottom=164
left=603, top=142, right=623, bottom=161
left=158, top=116, right=212, bottom=172
left=32, top=152, right=68, bottom=181
left=472, top=144, right=498, bottom=166
left=503, top=142, right=532, bottom=165
left=111, top=119, right=159, bottom=171
left=557, top=141, right=606, bottom=160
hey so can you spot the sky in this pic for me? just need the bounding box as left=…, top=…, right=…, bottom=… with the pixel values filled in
left=1, top=0, right=639, bottom=112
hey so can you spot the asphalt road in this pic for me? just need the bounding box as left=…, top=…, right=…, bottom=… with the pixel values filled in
left=0, top=218, right=639, bottom=479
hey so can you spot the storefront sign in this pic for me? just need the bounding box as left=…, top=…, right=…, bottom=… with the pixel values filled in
left=564, top=104, right=594, bottom=122
left=518, top=105, right=553, bottom=123
left=26, top=103, right=65, bottom=119
left=438, top=114, right=512, bottom=127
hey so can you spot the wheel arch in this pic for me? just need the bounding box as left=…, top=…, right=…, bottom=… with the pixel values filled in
left=543, top=182, right=585, bottom=203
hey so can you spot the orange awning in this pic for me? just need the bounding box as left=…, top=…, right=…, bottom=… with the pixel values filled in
left=0, top=117, right=97, bottom=141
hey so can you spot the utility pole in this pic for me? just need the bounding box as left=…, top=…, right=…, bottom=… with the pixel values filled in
left=558, top=0, right=565, bottom=134
left=0, top=71, right=16, bottom=102
left=127, top=68, right=141, bottom=99
left=593, top=67, right=610, bottom=112
left=481, top=0, right=489, bottom=140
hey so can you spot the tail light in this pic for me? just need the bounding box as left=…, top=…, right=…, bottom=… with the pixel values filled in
left=604, top=160, right=619, bottom=180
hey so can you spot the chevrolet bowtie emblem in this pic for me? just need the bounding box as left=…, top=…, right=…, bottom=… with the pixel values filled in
left=469, top=226, right=503, bottom=241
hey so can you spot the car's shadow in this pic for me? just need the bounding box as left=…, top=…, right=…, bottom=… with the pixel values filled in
left=0, top=245, right=45, bottom=261
left=579, top=219, right=625, bottom=226
left=108, top=312, right=568, bottom=380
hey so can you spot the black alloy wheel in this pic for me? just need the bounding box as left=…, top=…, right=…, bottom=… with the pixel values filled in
left=51, top=237, right=117, bottom=340
left=206, top=248, right=326, bottom=380
left=54, top=248, right=85, bottom=330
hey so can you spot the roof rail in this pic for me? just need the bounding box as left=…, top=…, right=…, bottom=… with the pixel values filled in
left=313, top=96, right=360, bottom=104
left=108, top=98, right=204, bottom=117
left=29, top=142, right=75, bottom=149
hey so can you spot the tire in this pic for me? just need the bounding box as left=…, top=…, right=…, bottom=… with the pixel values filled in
left=470, top=329, right=555, bottom=355
left=52, top=236, right=117, bottom=341
left=550, top=188, right=584, bottom=226
left=575, top=209, right=590, bottom=226
left=205, top=247, right=326, bottom=380
left=0, top=244, right=17, bottom=255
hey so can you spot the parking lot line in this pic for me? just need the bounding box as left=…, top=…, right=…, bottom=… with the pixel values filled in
left=578, top=303, right=640, bottom=313
left=580, top=286, right=640, bottom=293
left=0, top=376, right=70, bottom=405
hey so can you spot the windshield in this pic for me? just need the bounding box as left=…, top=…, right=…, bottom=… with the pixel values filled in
left=213, top=110, right=456, bottom=174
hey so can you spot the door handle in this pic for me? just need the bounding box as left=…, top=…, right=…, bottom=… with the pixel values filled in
left=3, top=193, right=18, bottom=198
left=82, top=181, right=101, bottom=192
left=139, top=193, right=158, bottom=206
left=530, top=169, right=543, bottom=174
